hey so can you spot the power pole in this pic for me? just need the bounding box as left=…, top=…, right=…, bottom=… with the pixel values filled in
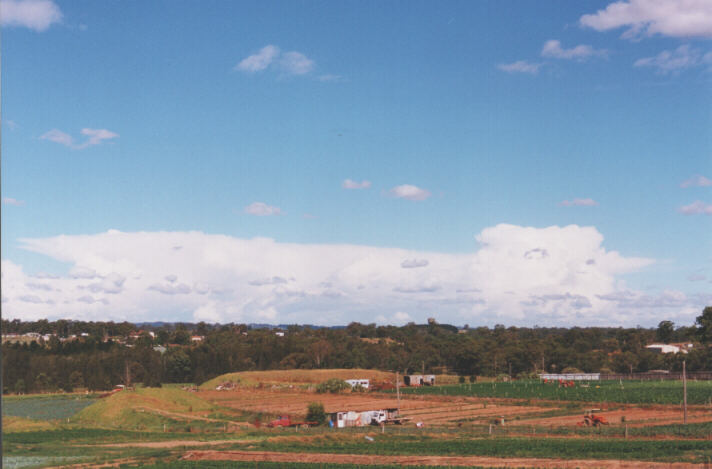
left=683, top=360, right=688, bottom=425
left=396, top=371, right=401, bottom=415
left=125, top=361, right=131, bottom=389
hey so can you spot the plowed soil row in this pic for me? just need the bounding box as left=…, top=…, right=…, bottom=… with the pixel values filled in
left=182, top=449, right=708, bottom=468
left=527, top=407, right=712, bottom=427
left=199, top=389, right=557, bottom=426
left=199, top=388, right=712, bottom=429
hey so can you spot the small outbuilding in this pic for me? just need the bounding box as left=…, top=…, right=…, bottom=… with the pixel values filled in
left=403, top=374, right=435, bottom=386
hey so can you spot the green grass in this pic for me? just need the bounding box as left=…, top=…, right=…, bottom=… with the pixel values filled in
left=241, top=433, right=712, bottom=463
left=71, top=387, right=215, bottom=429
left=395, top=380, right=712, bottom=404
left=2, top=394, right=97, bottom=420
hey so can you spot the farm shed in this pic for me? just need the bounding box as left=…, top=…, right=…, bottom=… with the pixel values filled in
left=539, top=373, right=600, bottom=381
left=404, top=374, right=435, bottom=386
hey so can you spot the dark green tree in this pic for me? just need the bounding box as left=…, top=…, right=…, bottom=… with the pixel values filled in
left=306, top=402, right=327, bottom=425
left=695, top=307, right=712, bottom=344
left=656, top=320, right=675, bottom=343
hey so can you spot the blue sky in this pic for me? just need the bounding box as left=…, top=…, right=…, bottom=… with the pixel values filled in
left=2, top=0, right=711, bottom=326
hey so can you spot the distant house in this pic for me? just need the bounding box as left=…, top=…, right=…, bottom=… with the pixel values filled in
left=645, top=343, right=693, bottom=354
left=190, top=335, right=204, bottom=342
left=274, top=331, right=285, bottom=337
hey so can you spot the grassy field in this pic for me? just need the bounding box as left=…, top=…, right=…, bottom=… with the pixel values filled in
left=200, top=369, right=460, bottom=389
left=2, top=394, right=97, bottom=420
left=72, top=387, right=216, bottom=430
left=396, top=380, right=712, bottom=404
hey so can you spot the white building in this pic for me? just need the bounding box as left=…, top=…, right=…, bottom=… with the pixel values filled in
left=345, top=379, right=370, bottom=389
left=645, top=343, right=692, bottom=354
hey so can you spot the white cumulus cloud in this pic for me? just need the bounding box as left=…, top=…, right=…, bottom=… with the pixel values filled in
left=235, top=45, right=316, bottom=76
left=679, top=200, right=712, bottom=215
left=541, top=40, right=607, bottom=60
left=235, top=45, right=280, bottom=72
left=497, top=61, right=542, bottom=74
left=681, top=175, right=712, bottom=188
left=342, top=179, right=372, bottom=190
left=559, top=198, right=599, bottom=207
left=0, top=0, right=62, bottom=32
left=244, top=202, right=283, bottom=216
left=389, top=184, right=431, bottom=201
left=40, top=128, right=119, bottom=149
left=580, top=0, right=712, bottom=39
left=280, top=51, right=314, bottom=75
left=2, top=197, right=25, bottom=206
left=635, top=45, right=712, bottom=74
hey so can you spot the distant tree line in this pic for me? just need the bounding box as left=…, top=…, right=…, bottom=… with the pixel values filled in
left=2, top=307, right=711, bottom=394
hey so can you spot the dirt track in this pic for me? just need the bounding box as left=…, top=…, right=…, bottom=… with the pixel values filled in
left=182, top=449, right=709, bottom=468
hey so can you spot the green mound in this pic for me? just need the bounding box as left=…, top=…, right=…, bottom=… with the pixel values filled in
left=72, top=387, right=214, bottom=429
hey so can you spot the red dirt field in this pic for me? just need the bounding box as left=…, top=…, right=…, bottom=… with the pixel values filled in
left=198, top=387, right=712, bottom=428
left=181, top=449, right=709, bottom=468
left=198, top=388, right=556, bottom=426
left=526, top=406, right=712, bottom=427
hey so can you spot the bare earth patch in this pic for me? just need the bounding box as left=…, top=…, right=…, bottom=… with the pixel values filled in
left=181, top=449, right=708, bottom=468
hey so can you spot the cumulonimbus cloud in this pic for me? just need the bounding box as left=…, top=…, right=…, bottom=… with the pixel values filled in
left=2, top=224, right=697, bottom=327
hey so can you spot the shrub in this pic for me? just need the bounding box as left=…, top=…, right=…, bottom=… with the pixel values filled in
left=306, top=402, right=327, bottom=425
left=316, top=378, right=351, bottom=394
left=468, top=375, right=476, bottom=383
left=458, top=376, right=465, bottom=384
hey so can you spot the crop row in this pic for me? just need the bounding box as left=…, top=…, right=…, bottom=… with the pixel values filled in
left=247, top=434, right=712, bottom=463
left=396, top=380, right=712, bottom=404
